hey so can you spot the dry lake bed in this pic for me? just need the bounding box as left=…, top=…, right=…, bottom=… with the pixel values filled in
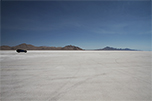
left=0, top=50, right=151, bottom=101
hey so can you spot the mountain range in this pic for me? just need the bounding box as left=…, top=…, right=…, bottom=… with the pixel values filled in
left=0, top=43, right=136, bottom=51
left=0, top=43, right=83, bottom=50
left=97, top=46, right=136, bottom=51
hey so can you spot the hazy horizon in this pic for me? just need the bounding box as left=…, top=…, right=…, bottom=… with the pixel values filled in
left=1, top=0, right=151, bottom=51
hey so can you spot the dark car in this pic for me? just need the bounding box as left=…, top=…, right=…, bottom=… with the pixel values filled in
left=16, top=49, right=27, bottom=53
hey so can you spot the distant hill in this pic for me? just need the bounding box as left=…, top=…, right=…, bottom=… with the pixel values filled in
left=0, top=45, right=12, bottom=50
left=97, top=46, right=136, bottom=51
left=61, top=45, right=83, bottom=50
left=0, top=43, right=83, bottom=50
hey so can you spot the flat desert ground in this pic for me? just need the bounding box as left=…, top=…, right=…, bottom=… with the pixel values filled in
left=0, top=51, right=151, bottom=101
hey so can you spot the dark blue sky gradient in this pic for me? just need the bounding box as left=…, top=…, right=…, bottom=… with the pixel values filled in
left=1, top=1, right=151, bottom=50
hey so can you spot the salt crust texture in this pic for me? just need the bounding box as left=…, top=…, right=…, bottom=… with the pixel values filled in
left=0, top=51, right=151, bottom=101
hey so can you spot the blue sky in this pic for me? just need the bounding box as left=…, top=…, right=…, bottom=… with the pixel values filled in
left=1, top=1, right=151, bottom=50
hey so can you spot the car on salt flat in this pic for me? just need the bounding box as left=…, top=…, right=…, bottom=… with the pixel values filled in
left=16, top=49, right=27, bottom=53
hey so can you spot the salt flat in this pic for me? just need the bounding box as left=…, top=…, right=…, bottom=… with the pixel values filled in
left=0, top=50, right=151, bottom=101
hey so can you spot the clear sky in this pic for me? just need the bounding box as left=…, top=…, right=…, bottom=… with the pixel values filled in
left=1, top=0, right=151, bottom=50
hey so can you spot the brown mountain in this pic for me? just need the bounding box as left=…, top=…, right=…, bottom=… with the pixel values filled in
left=0, top=45, right=12, bottom=50
left=0, top=43, right=83, bottom=50
left=11, top=43, right=37, bottom=50
left=61, top=45, right=83, bottom=50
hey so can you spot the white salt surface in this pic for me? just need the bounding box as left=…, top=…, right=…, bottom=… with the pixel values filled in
left=0, top=50, right=151, bottom=101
